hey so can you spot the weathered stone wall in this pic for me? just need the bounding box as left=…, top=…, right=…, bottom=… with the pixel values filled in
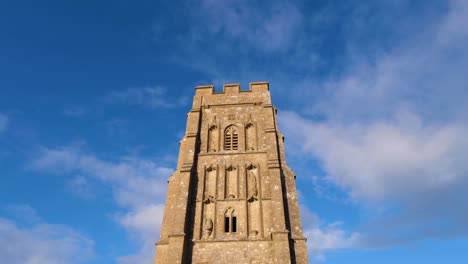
left=192, top=240, right=273, bottom=263
left=155, top=82, right=309, bottom=264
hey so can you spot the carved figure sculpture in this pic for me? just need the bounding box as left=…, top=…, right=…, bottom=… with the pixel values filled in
left=203, top=194, right=215, bottom=204
left=203, top=218, right=213, bottom=238
left=247, top=169, right=258, bottom=202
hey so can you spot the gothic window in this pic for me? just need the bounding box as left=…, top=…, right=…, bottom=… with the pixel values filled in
left=224, top=208, right=237, bottom=233
left=224, top=125, right=238, bottom=151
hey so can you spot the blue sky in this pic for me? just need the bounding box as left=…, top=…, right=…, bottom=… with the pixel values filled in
left=1, top=0, right=467, bottom=263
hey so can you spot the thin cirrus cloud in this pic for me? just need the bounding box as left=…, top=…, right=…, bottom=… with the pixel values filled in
left=105, top=86, right=188, bottom=110
left=29, top=145, right=173, bottom=263
left=0, top=113, right=8, bottom=133
left=165, top=0, right=311, bottom=83
left=195, top=0, right=303, bottom=52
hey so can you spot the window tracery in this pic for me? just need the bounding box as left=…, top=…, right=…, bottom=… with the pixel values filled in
left=224, top=125, right=238, bottom=150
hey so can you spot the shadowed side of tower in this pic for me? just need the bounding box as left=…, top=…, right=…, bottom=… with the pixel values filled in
left=154, top=82, right=309, bottom=264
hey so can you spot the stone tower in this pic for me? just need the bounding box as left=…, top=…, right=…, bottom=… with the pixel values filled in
left=154, top=82, right=309, bottom=264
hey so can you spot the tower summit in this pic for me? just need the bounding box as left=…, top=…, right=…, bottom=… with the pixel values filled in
left=154, top=82, right=309, bottom=264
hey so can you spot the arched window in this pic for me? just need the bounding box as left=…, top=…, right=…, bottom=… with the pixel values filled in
left=224, top=207, right=237, bottom=233
left=224, top=125, right=238, bottom=151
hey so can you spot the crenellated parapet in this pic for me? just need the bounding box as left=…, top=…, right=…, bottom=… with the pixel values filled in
left=194, top=82, right=269, bottom=96
left=192, top=82, right=272, bottom=110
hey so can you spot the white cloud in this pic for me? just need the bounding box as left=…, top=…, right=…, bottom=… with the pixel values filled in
left=30, top=146, right=173, bottom=262
left=0, top=113, right=8, bottom=132
left=305, top=224, right=361, bottom=262
left=31, top=146, right=172, bottom=207
left=0, top=210, right=94, bottom=264
left=309, top=0, right=468, bottom=122
left=278, top=0, right=468, bottom=250
left=300, top=206, right=361, bottom=262
left=281, top=111, right=468, bottom=202
left=116, top=204, right=165, bottom=264
left=118, top=204, right=165, bottom=239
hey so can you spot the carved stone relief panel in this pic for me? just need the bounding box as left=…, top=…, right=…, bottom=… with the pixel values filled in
left=204, top=165, right=217, bottom=203
left=246, top=164, right=258, bottom=202
left=225, top=165, right=238, bottom=199
left=246, top=163, right=261, bottom=239
left=245, top=123, right=256, bottom=151
left=203, top=217, right=213, bottom=239
left=208, top=125, right=219, bottom=153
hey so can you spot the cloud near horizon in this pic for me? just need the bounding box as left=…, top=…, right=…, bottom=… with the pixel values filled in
left=30, top=145, right=173, bottom=263
left=0, top=205, right=94, bottom=264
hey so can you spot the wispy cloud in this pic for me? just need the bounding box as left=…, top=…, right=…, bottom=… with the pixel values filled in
left=67, top=175, right=95, bottom=200
left=160, top=0, right=317, bottom=86
left=3, top=204, right=42, bottom=225
left=31, top=145, right=172, bottom=207
left=195, top=0, right=303, bottom=52
left=62, top=107, right=87, bottom=118
left=0, top=113, right=8, bottom=133
left=30, top=145, right=173, bottom=262
left=0, top=206, right=94, bottom=264
left=105, top=86, right=188, bottom=110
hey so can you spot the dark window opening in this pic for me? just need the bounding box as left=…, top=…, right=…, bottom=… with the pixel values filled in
left=224, top=217, right=230, bottom=232
left=232, top=217, right=237, bottom=232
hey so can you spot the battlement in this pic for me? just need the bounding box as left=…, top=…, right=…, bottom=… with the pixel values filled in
left=194, top=82, right=269, bottom=96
